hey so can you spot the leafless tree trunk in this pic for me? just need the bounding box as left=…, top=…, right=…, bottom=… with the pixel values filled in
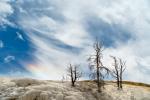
left=119, top=59, right=126, bottom=89
left=67, top=64, right=82, bottom=87
left=88, top=40, right=109, bottom=92
left=111, top=56, right=126, bottom=90
left=111, top=56, right=120, bottom=89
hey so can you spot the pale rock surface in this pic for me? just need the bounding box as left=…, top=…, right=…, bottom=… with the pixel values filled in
left=56, top=93, right=64, bottom=100
left=39, top=91, right=50, bottom=100
left=64, top=96, right=77, bottom=100
left=19, top=89, right=41, bottom=100
left=0, top=77, right=150, bottom=100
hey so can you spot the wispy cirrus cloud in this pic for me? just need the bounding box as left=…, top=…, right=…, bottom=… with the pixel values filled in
left=0, top=0, right=14, bottom=26
left=4, top=55, right=15, bottom=63
left=0, top=40, right=4, bottom=48
left=0, top=0, right=150, bottom=82
left=12, top=0, right=150, bottom=82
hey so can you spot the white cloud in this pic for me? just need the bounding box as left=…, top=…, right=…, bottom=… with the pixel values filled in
left=4, top=55, right=15, bottom=63
left=16, top=32, right=24, bottom=41
left=0, top=0, right=13, bottom=26
left=7, top=0, right=150, bottom=83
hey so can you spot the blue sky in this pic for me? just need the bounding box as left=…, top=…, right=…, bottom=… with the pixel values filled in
left=0, top=0, right=150, bottom=83
left=0, top=25, right=34, bottom=76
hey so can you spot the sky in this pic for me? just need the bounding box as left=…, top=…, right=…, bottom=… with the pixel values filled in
left=0, top=0, right=150, bottom=83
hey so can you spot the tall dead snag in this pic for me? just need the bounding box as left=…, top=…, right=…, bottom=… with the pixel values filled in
left=111, top=56, right=120, bottom=89
left=111, top=56, right=126, bottom=90
left=119, top=58, right=126, bottom=89
left=67, top=64, right=82, bottom=87
left=88, top=40, right=109, bottom=92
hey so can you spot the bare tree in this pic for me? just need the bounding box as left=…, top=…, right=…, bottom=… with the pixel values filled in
left=111, top=56, right=126, bottom=90
left=67, top=64, right=82, bottom=87
left=119, top=58, right=126, bottom=89
left=111, top=56, right=120, bottom=89
left=88, top=40, right=109, bottom=92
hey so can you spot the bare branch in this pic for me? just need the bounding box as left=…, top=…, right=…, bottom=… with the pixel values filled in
left=88, top=40, right=109, bottom=92
left=66, top=64, right=82, bottom=87
left=111, top=56, right=127, bottom=90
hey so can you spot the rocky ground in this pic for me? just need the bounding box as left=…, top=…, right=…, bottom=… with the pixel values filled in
left=0, top=77, right=150, bottom=100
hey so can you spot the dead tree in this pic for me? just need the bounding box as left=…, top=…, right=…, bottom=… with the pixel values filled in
left=111, top=56, right=126, bottom=90
left=67, top=64, right=82, bottom=87
left=88, top=40, right=109, bottom=92
left=111, top=56, right=120, bottom=89
left=119, top=58, right=126, bottom=89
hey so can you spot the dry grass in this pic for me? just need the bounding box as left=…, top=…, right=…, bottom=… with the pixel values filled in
left=80, top=80, right=150, bottom=87
left=120, top=81, right=150, bottom=87
left=121, top=81, right=150, bottom=92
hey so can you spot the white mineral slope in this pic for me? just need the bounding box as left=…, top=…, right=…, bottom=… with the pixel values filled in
left=0, top=77, right=150, bottom=100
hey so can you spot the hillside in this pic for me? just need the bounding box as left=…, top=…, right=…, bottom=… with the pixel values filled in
left=0, top=77, right=150, bottom=100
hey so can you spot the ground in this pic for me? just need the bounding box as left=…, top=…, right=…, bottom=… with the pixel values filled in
left=0, top=77, right=150, bottom=100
